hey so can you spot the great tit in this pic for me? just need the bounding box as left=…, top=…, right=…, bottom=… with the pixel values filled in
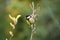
left=26, top=15, right=35, bottom=25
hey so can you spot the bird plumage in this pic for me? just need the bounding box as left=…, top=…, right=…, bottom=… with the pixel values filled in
left=26, top=15, right=35, bottom=25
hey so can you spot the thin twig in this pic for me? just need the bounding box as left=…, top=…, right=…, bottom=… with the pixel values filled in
left=29, top=2, right=40, bottom=40
left=10, top=36, right=12, bottom=40
left=30, top=26, right=35, bottom=40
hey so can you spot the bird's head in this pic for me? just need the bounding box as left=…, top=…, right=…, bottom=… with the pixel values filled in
left=26, top=15, right=31, bottom=20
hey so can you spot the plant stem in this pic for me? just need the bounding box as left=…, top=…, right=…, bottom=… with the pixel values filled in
left=30, top=25, right=35, bottom=40
left=10, top=36, right=12, bottom=40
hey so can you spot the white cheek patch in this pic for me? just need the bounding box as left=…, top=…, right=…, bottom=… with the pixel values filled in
left=27, top=16, right=30, bottom=19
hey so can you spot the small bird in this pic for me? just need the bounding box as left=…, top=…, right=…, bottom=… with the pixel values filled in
left=26, top=15, right=35, bottom=26
left=26, top=2, right=40, bottom=30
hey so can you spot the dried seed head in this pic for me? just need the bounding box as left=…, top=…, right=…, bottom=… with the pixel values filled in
left=9, top=31, right=13, bottom=37
left=9, top=14, right=21, bottom=25
left=10, top=23, right=15, bottom=29
left=9, top=14, right=15, bottom=22
left=16, top=15, right=21, bottom=20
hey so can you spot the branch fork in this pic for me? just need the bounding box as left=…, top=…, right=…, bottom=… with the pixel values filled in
left=29, top=2, right=40, bottom=40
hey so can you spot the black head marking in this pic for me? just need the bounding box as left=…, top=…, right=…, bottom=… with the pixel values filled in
left=26, top=15, right=30, bottom=17
left=26, top=15, right=31, bottom=20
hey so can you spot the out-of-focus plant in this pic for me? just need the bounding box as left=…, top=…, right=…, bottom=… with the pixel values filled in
left=6, top=14, right=21, bottom=40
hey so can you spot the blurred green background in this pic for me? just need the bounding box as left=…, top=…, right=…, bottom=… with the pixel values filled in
left=0, top=0, right=60, bottom=40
